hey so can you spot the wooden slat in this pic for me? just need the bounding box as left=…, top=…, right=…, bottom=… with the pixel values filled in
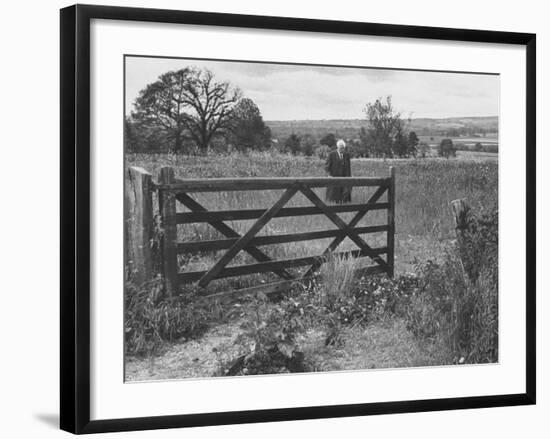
left=178, top=248, right=388, bottom=283
left=161, top=177, right=390, bottom=192
left=159, top=167, right=178, bottom=297
left=194, top=265, right=387, bottom=301
left=177, top=225, right=390, bottom=253
left=197, top=187, right=299, bottom=287
left=299, top=186, right=389, bottom=271
left=387, top=167, right=396, bottom=277
left=303, top=184, right=388, bottom=277
left=175, top=193, right=293, bottom=280
left=176, top=202, right=390, bottom=224
left=200, top=279, right=302, bottom=300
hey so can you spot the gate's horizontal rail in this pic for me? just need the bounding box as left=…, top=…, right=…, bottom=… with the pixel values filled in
left=176, top=202, right=390, bottom=224
left=177, top=225, right=389, bottom=253
left=177, top=247, right=388, bottom=283
left=159, top=177, right=390, bottom=193
left=198, top=265, right=387, bottom=300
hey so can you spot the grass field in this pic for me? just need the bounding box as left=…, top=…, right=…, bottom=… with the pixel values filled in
left=127, top=151, right=497, bottom=275
left=125, top=151, right=498, bottom=380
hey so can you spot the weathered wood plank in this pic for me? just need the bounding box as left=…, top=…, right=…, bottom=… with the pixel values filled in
left=177, top=225, right=390, bottom=253
left=125, top=167, right=154, bottom=285
left=159, top=167, right=178, bottom=297
left=303, top=184, right=388, bottom=277
left=195, top=265, right=387, bottom=300
left=178, top=248, right=388, bottom=283
left=386, top=167, right=396, bottom=277
left=198, top=187, right=299, bottom=287
left=175, top=202, right=390, bottom=224
left=299, top=186, right=389, bottom=271
left=200, top=279, right=302, bottom=300
left=175, top=192, right=293, bottom=280
left=160, top=177, right=390, bottom=192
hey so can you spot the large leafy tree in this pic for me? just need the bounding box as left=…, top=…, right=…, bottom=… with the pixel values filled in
left=228, top=98, right=271, bottom=151
left=363, top=96, right=402, bottom=158
left=132, top=68, right=241, bottom=153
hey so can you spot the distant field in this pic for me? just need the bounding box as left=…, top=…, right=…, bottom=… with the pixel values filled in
left=455, top=150, right=498, bottom=162
left=126, top=152, right=497, bottom=291
left=418, top=135, right=498, bottom=152
left=266, top=116, right=498, bottom=142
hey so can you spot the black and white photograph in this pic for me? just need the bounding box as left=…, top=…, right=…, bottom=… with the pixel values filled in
left=0, top=0, right=544, bottom=436
left=124, top=56, right=499, bottom=381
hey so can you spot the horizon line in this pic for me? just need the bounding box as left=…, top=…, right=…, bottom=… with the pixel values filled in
left=264, top=115, right=499, bottom=122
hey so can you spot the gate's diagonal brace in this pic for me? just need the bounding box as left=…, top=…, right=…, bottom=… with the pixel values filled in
left=175, top=193, right=293, bottom=281
left=197, top=186, right=299, bottom=287
left=303, top=185, right=388, bottom=277
left=319, top=184, right=387, bottom=254
left=300, top=185, right=389, bottom=277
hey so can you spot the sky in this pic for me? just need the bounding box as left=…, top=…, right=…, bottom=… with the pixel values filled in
left=125, top=56, right=499, bottom=121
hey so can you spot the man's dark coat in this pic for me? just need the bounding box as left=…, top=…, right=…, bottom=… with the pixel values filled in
left=325, top=150, right=352, bottom=203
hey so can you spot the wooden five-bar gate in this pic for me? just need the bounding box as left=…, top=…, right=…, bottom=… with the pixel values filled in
left=126, top=166, right=395, bottom=299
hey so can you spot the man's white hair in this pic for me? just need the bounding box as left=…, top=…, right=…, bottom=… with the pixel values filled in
left=336, top=139, right=346, bottom=148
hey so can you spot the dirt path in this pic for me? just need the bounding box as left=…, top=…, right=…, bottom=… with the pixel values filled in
left=125, top=320, right=244, bottom=381
left=125, top=317, right=446, bottom=382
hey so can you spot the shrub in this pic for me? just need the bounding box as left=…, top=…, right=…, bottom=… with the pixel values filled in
left=439, top=138, right=456, bottom=158
left=223, top=294, right=309, bottom=375
left=406, top=252, right=498, bottom=363
left=454, top=203, right=498, bottom=283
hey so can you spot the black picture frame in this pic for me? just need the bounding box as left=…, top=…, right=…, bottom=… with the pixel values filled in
left=60, top=4, right=536, bottom=434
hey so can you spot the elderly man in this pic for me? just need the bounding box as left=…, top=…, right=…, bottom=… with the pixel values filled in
left=325, top=139, right=352, bottom=203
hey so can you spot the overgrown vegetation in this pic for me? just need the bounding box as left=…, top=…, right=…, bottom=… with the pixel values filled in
left=406, top=249, right=497, bottom=364
left=209, top=209, right=498, bottom=375
left=124, top=152, right=498, bottom=379
left=215, top=294, right=310, bottom=376
left=124, top=280, right=223, bottom=356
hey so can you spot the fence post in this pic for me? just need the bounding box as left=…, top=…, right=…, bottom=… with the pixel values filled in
left=159, top=167, right=178, bottom=297
left=125, top=166, right=154, bottom=285
left=387, top=167, right=395, bottom=277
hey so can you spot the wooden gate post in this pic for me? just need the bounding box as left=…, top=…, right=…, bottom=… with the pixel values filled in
left=159, top=167, right=178, bottom=297
left=126, top=166, right=154, bottom=285
left=386, top=167, right=396, bottom=277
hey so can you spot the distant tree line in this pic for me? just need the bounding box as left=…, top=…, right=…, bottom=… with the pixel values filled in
left=274, top=97, right=421, bottom=159
left=126, top=68, right=477, bottom=160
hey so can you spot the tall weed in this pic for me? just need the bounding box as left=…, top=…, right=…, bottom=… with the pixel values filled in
left=319, top=253, right=359, bottom=308
left=125, top=280, right=222, bottom=356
